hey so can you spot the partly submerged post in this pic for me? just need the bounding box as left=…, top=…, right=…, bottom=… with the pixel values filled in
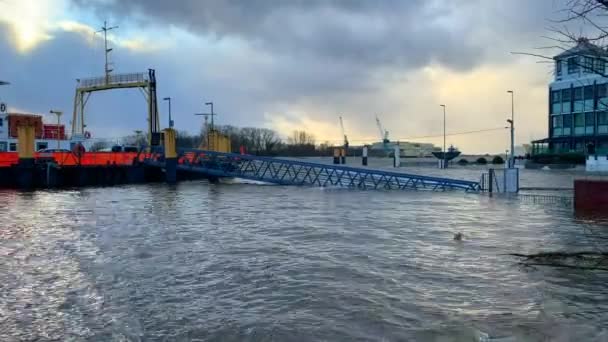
left=333, top=148, right=340, bottom=164
left=362, top=145, right=368, bottom=166
left=163, top=128, right=177, bottom=184
left=574, top=179, right=608, bottom=217
left=393, top=145, right=400, bottom=167
left=340, top=148, right=346, bottom=164
left=17, top=124, right=36, bottom=188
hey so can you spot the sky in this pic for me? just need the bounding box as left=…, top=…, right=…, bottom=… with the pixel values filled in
left=0, top=0, right=572, bottom=153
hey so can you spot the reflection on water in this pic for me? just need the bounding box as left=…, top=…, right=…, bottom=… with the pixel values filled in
left=0, top=180, right=607, bottom=341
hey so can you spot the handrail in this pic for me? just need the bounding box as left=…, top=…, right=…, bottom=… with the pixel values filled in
left=78, top=72, right=149, bottom=89
left=175, top=148, right=480, bottom=187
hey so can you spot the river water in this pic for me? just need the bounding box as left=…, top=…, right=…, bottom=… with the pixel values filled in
left=1, top=171, right=608, bottom=341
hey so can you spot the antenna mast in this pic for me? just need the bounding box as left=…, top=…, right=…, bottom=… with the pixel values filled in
left=97, top=20, right=118, bottom=84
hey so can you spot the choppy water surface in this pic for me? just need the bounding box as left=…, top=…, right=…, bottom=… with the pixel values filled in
left=1, top=177, right=608, bottom=341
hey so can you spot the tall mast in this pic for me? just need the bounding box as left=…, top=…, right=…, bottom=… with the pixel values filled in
left=98, top=21, right=118, bottom=84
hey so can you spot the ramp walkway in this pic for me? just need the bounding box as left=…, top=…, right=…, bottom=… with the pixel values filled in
left=144, top=149, right=481, bottom=192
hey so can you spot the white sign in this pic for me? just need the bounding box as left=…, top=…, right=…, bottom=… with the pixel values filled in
left=0, top=103, right=6, bottom=113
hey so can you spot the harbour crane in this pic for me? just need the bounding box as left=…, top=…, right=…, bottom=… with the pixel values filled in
left=339, top=116, right=349, bottom=150
left=375, top=115, right=390, bottom=144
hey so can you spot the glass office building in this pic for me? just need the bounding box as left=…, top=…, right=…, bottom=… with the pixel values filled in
left=532, top=38, right=608, bottom=155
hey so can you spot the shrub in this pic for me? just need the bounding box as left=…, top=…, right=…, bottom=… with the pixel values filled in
left=457, top=158, right=469, bottom=165
left=531, top=153, right=586, bottom=165
left=492, top=156, right=505, bottom=164
left=476, top=157, right=487, bottom=165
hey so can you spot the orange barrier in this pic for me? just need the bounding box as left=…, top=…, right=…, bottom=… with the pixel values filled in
left=0, top=152, right=140, bottom=167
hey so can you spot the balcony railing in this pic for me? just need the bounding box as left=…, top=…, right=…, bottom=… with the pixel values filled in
left=78, top=72, right=148, bottom=89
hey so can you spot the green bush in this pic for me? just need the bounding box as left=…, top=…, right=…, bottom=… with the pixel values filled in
left=492, top=156, right=504, bottom=164
left=476, top=157, right=487, bottom=165
left=457, top=158, right=469, bottom=165
left=531, top=152, right=586, bottom=165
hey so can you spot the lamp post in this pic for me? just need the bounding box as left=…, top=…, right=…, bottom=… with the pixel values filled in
left=205, top=101, right=214, bottom=130
left=49, top=110, right=63, bottom=149
left=163, top=97, right=173, bottom=128
left=440, top=104, right=446, bottom=169
left=507, top=90, right=515, bottom=168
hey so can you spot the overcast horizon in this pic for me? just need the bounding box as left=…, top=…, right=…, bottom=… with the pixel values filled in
left=0, top=0, right=574, bottom=154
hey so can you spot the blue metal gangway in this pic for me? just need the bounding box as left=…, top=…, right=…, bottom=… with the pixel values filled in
left=145, top=149, right=481, bottom=192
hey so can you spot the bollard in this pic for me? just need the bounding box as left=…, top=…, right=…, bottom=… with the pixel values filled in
left=362, top=146, right=368, bottom=166
left=333, top=148, right=340, bottom=164
left=16, top=125, right=35, bottom=189
left=340, top=148, right=346, bottom=164
left=393, top=145, right=400, bottom=168
left=163, top=128, right=177, bottom=184
left=574, top=179, right=608, bottom=217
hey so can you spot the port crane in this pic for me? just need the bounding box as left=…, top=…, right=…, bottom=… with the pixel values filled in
left=375, top=115, right=390, bottom=146
left=339, top=116, right=349, bottom=150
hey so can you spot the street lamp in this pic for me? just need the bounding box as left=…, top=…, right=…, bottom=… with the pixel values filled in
left=49, top=110, right=63, bottom=149
left=163, top=97, right=173, bottom=128
left=507, top=90, right=515, bottom=168
left=205, top=101, right=214, bottom=130
left=440, top=104, right=446, bottom=169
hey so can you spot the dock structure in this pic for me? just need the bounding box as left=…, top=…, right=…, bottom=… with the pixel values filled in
left=145, top=148, right=481, bottom=192
left=72, top=70, right=161, bottom=146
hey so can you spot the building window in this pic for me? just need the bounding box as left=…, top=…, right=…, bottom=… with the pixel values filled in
left=551, top=90, right=561, bottom=114
left=585, top=85, right=594, bottom=110
left=595, top=58, right=606, bottom=75
left=36, top=142, right=48, bottom=151
left=573, top=87, right=584, bottom=112
left=598, top=111, right=608, bottom=134
left=0, top=118, right=3, bottom=127
left=553, top=115, right=562, bottom=137
left=568, top=56, right=579, bottom=74
left=598, top=83, right=608, bottom=110
left=563, top=114, right=572, bottom=135
left=562, top=88, right=572, bottom=113
left=553, top=115, right=563, bottom=137
left=556, top=61, right=562, bottom=76
left=575, top=113, right=585, bottom=135
left=584, top=56, right=594, bottom=73
left=585, top=112, right=595, bottom=134
left=9, top=143, right=17, bottom=152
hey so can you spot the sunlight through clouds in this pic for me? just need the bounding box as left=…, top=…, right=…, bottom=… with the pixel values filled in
left=0, top=0, right=66, bottom=52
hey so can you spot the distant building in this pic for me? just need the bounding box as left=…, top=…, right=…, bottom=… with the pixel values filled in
left=532, top=38, right=608, bottom=155
left=370, top=141, right=440, bottom=157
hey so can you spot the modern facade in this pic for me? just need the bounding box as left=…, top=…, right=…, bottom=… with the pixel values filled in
left=533, top=38, right=608, bottom=155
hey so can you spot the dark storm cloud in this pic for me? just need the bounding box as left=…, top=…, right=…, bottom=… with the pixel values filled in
left=70, top=0, right=495, bottom=71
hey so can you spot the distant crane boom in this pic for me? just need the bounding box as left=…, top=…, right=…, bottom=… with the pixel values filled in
left=375, top=115, right=389, bottom=143
left=339, top=116, right=349, bottom=149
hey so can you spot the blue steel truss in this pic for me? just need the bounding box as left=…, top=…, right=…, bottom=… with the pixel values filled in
left=146, top=149, right=481, bottom=192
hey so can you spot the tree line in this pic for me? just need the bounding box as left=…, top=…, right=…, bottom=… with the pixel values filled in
left=90, top=126, right=345, bottom=157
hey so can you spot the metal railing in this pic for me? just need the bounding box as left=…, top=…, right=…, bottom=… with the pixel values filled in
left=78, top=72, right=148, bottom=89
left=145, top=148, right=482, bottom=192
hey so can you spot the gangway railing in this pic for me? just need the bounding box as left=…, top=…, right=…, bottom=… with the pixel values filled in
left=78, top=72, right=148, bottom=89
left=145, top=149, right=481, bottom=192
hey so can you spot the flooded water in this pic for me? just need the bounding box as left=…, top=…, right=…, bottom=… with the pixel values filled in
left=1, top=173, right=608, bottom=341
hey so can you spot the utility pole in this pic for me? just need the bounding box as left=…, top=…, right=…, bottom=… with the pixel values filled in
left=97, top=21, right=118, bottom=84
left=205, top=102, right=214, bottom=130
left=49, top=110, right=63, bottom=149
left=163, top=97, right=173, bottom=128
left=440, top=104, right=447, bottom=169
left=507, top=90, right=515, bottom=168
